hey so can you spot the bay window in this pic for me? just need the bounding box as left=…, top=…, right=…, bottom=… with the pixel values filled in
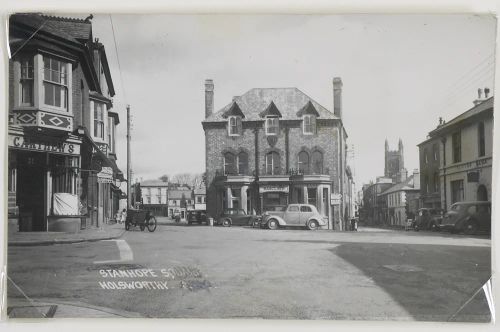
left=43, top=56, right=68, bottom=110
left=94, top=102, right=105, bottom=139
left=20, top=57, right=34, bottom=106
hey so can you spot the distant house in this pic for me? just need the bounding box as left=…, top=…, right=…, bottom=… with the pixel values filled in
left=139, top=180, right=169, bottom=216
left=168, top=186, right=193, bottom=220
left=193, top=186, right=206, bottom=211
left=378, top=171, right=420, bottom=227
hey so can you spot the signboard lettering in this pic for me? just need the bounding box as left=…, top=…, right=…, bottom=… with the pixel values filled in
left=97, top=166, right=113, bottom=183
left=9, top=134, right=80, bottom=155
left=259, top=185, right=289, bottom=194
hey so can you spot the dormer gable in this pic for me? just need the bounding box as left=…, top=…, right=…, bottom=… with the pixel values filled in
left=222, top=101, right=245, bottom=119
left=259, top=101, right=282, bottom=118
left=296, top=100, right=320, bottom=117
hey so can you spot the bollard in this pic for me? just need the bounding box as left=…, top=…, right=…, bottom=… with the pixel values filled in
left=208, top=217, right=214, bottom=227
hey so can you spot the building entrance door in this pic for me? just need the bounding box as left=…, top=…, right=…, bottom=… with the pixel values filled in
left=17, top=152, right=46, bottom=231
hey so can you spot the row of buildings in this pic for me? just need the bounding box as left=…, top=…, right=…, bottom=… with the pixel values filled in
left=131, top=181, right=206, bottom=220
left=201, top=78, right=356, bottom=230
left=7, top=14, right=125, bottom=232
left=361, top=89, right=493, bottom=227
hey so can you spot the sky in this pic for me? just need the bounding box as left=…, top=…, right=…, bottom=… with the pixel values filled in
left=86, top=14, right=495, bottom=188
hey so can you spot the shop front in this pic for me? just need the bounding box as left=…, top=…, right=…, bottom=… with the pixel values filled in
left=214, top=175, right=255, bottom=216
left=258, top=180, right=290, bottom=212
left=8, top=128, right=82, bottom=232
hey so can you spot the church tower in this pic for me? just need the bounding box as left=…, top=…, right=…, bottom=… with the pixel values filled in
left=384, top=138, right=405, bottom=183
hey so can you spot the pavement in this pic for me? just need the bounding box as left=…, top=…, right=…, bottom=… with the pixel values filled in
left=7, top=298, right=143, bottom=318
left=8, top=222, right=126, bottom=246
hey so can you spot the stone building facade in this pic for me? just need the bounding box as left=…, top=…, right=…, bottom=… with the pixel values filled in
left=420, top=91, right=493, bottom=210
left=202, top=78, right=350, bottom=230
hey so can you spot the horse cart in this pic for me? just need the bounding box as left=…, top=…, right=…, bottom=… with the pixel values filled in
left=125, top=208, right=157, bottom=232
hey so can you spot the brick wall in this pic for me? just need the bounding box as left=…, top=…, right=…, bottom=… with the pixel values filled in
left=72, top=66, right=91, bottom=128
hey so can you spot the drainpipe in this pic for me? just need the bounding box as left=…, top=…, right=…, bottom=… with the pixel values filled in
left=441, top=137, right=447, bottom=210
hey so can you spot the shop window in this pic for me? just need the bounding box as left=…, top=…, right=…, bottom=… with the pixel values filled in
left=298, top=151, right=310, bottom=174
left=228, top=116, right=242, bottom=136
left=452, top=131, right=461, bottom=163
left=451, top=180, right=464, bottom=203
left=307, top=188, right=317, bottom=207
left=265, top=151, right=280, bottom=175
left=224, top=152, right=236, bottom=175
left=238, top=152, right=248, bottom=175
left=303, top=115, right=315, bottom=134
left=478, top=122, right=485, bottom=157
left=43, top=56, right=68, bottom=110
left=265, top=116, right=279, bottom=135
left=20, top=57, right=34, bottom=106
left=312, top=151, right=323, bottom=174
left=93, top=102, right=105, bottom=139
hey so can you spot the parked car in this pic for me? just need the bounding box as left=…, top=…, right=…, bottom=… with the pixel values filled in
left=437, top=201, right=491, bottom=235
left=261, top=204, right=328, bottom=230
left=216, top=208, right=260, bottom=227
left=187, top=211, right=207, bottom=225
left=414, top=208, right=444, bottom=231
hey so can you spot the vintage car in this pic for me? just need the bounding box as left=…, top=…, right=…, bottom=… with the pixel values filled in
left=414, top=208, right=444, bottom=231
left=187, top=210, right=207, bottom=225
left=437, top=201, right=491, bottom=235
left=216, top=208, right=261, bottom=227
left=261, top=204, right=328, bottom=230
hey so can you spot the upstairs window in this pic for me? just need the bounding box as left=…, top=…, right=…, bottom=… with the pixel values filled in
left=20, top=57, right=34, bottom=106
left=238, top=152, right=249, bottom=175
left=298, top=151, right=310, bottom=174
left=452, top=131, right=461, bottom=163
left=224, top=152, right=236, bottom=175
left=433, top=143, right=438, bottom=161
left=265, top=151, right=280, bottom=175
left=93, top=102, right=105, bottom=139
left=228, top=116, right=242, bottom=136
left=478, top=122, right=486, bottom=157
left=303, top=115, right=315, bottom=134
left=312, top=151, right=323, bottom=174
left=43, top=56, right=68, bottom=110
left=424, top=148, right=428, bottom=164
left=265, top=116, right=279, bottom=135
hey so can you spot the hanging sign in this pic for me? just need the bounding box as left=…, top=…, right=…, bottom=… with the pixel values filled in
left=97, top=166, right=113, bottom=183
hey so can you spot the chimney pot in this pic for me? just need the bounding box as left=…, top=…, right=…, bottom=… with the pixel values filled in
left=485, top=87, right=490, bottom=98
left=333, top=77, right=343, bottom=119
left=478, top=88, right=483, bottom=99
left=205, top=79, right=214, bottom=119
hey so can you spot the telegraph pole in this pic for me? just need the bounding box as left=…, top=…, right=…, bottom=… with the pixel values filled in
left=126, top=104, right=131, bottom=209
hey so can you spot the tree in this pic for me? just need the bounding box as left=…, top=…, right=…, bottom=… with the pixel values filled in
left=159, top=174, right=169, bottom=182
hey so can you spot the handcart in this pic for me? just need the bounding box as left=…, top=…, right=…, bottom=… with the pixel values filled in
left=125, top=208, right=157, bottom=232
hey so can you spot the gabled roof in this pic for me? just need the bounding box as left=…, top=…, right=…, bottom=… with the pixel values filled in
left=259, top=101, right=282, bottom=118
left=140, top=180, right=170, bottom=187
left=379, top=175, right=419, bottom=195
left=204, top=87, right=338, bottom=122
left=222, top=101, right=245, bottom=118
left=428, top=97, right=494, bottom=137
left=296, top=100, right=320, bottom=117
left=194, top=186, right=206, bottom=195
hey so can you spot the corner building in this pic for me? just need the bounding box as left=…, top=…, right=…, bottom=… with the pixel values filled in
left=202, top=79, right=349, bottom=230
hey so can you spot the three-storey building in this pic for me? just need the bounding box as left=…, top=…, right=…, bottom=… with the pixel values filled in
left=202, top=78, right=350, bottom=230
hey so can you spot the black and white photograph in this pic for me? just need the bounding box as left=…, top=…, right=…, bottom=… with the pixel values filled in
left=0, top=1, right=497, bottom=327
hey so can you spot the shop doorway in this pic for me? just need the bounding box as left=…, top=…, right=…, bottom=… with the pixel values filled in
left=477, top=185, right=488, bottom=201
left=17, top=152, right=46, bottom=231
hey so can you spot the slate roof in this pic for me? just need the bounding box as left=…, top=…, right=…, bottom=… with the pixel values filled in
left=194, top=187, right=206, bottom=195
left=140, top=180, right=170, bottom=187
left=11, top=14, right=92, bottom=45
left=169, top=189, right=193, bottom=200
left=429, top=97, right=494, bottom=137
left=379, top=175, right=419, bottom=195
left=204, top=88, right=338, bottom=122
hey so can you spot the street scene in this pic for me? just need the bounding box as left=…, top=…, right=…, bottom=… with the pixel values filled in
left=4, top=13, right=496, bottom=322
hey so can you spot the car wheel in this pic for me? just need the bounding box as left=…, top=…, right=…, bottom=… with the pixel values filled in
left=267, top=219, right=278, bottom=230
left=307, top=220, right=319, bottom=230
left=222, top=219, right=231, bottom=227
left=464, top=220, right=478, bottom=235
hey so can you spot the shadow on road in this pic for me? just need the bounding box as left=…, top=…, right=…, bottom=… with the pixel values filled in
left=331, top=242, right=491, bottom=322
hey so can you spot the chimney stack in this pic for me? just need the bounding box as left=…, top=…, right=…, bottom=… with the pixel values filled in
left=205, top=79, right=214, bottom=119
left=473, top=87, right=487, bottom=106
left=333, top=77, right=343, bottom=119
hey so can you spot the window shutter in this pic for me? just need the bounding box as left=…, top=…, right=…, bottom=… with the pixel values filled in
left=237, top=117, right=242, bottom=135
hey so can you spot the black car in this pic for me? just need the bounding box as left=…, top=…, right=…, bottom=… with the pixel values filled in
left=216, top=208, right=260, bottom=227
left=187, top=211, right=207, bottom=225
